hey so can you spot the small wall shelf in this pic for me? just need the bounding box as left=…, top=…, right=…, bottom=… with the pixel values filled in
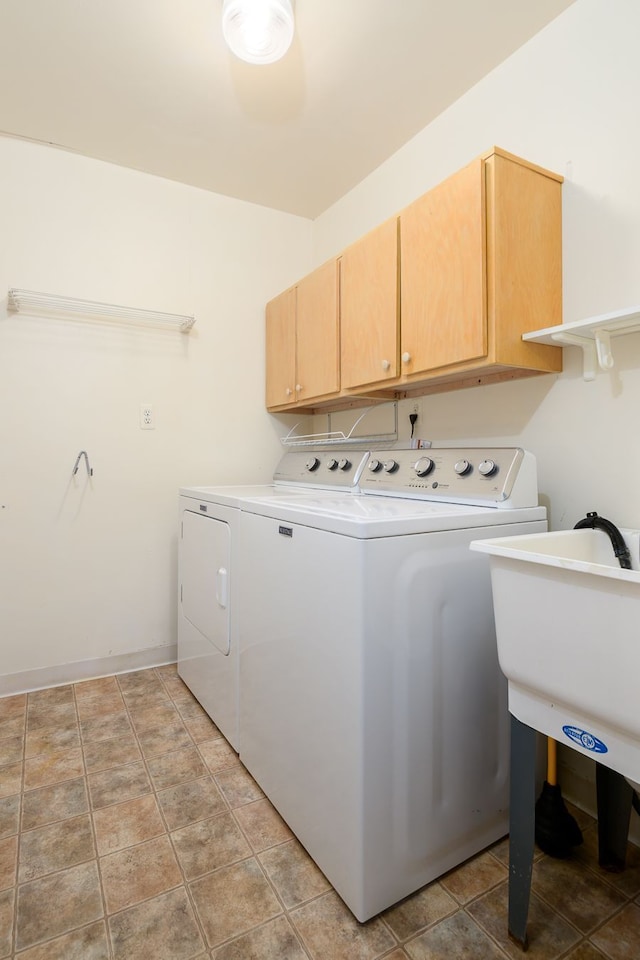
left=7, top=289, right=195, bottom=333
left=523, top=306, right=640, bottom=381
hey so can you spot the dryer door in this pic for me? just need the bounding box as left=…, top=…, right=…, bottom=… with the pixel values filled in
left=181, top=509, right=230, bottom=655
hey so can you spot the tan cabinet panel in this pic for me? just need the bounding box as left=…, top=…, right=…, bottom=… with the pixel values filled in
left=341, top=217, right=399, bottom=389
left=296, top=258, right=340, bottom=402
left=265, top=286, right=296, bottom=408
left=400, top=159, right=486, bottom=375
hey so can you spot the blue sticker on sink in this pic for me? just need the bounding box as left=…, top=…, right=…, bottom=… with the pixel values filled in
left=562, top=725, right=608, bottom=754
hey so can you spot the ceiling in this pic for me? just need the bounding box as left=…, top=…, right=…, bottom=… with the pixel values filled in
left=0, top=0, right=575, bottom=219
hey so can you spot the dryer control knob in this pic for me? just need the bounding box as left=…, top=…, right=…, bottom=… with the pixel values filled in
left=327, top=458, right=339, bottom=470
left=414, top=456, right=435, bottom=477
left=368, top=459, right=383, bottom=472
left=306, top=456, right=320, bottom=472
left=454, top=459, right=472, bottom=476
left=338, top=458, right=351, bottom=471
left=479, top=459, right=497, bottom=477
left=383, top=459, right=399, bottom=473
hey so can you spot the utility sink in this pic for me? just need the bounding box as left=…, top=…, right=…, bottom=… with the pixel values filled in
left=470, top=527, right=640, bottom=783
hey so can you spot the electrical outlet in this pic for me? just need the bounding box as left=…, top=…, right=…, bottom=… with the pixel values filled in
left=140, top=403, right=155, bottom=429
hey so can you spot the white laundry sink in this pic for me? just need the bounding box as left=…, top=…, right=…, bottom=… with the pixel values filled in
left=470, top=527, right=640, bottom=783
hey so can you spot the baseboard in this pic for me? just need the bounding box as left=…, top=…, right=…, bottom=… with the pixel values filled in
left=0, top=644, right=177, bottom=697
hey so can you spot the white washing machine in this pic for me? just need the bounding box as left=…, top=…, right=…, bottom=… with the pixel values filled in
left=236, top=447, right=547, bottom=921
left=177, top=450, right=370, bottom=750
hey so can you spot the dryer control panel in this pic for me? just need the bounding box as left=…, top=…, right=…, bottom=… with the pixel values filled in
left=273, top=449, right=370, bottom=490
left=361, top=447, right=538, bottom=509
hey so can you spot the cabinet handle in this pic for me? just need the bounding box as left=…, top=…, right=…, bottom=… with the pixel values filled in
left=402, top=352, right=412, bottom=364
left=295, top=384, right=302, bottom=392
left=285, top=387, right=293, bottom=397
left=381, top=359, right=391, bottom=371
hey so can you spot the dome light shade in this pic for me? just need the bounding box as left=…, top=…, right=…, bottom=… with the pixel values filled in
left=222, top=0, right=294, bottom=65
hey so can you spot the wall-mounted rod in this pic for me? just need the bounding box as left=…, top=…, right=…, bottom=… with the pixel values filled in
left=73, top=450, right=93, bottom=477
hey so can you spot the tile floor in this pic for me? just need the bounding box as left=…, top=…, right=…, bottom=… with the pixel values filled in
left=1, top=664, right=639, bottom=959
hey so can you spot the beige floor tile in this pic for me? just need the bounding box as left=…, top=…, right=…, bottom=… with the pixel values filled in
left=21, top=777, right=88, bottom=831
left=83, top=733, right=142, bottom=773
left=468, top=881, right=581, bottom=959
left=404, top=910, right=507, bottom=960
left=0, top=835, right=17, bottom=891
left=175, top=698, right=208, bottom=721
left=137, top=722, right=192, bottom=760
left=190, top=857, right=282, bottom=948
left=172, top=812, right=251, bottom=880
left=532, top=857, right=627, bottom=934
left=183, top=714, right=222, bottom=743
left=259, top=838, right=331, bottom=910
left=23, top=747, right=84, bottom=790
left=157, top=775, right=227, bottom=830
left=13, top=919, right=110, bottom=959
left=0, top=887, right=14, bottom=958
left=100, top=834, right=182, bottom=912
left=0, top=762, right=22, bottom=799
left=18, top=813, right=95, bottom=883
left=128, top=701, right=181, bottom=733
left=79, top=711, right=132, bottom=743
left=234, top=797, right=294, bottom=852
left=0, top=736, right=23, bottom=767
left=161, top=676, right=194, bottom=701
left=93, top=793, right=165, bottom=855
left=147, top=745, right=207, bottom=790
left=108, top=886, right=205, bottom=960
left=198, top=737, right=240, bottom=774
left=120, top=685, right=171, bottom=709
left=211, top=914, right=309, bottom=960
left=28, top=686, right=74, bottom=708
left=15, top=860, right=103, bottom=952
left=382, top=881, right=458, bottom=940
left=0, top=794, right=20, bottom=839
left=87, top=760, right=151, bottom=810
left=575, top=822, right=640, bottom=900
left=0, top=693, right=26, bottom=721
left=76, top=693, right=126, bottom=721
left=155, top=663, right=179, bottom=678
left=116, top=669, right=161, bottom=693
left=563, top=945, right=609, bottom=960
left=291, top=889, right=396, bottom=960
left=0, top=714, right=26, bottom=739
left=74, top=676, right=120, bottom=700
left=440, top=850, right=508, bottom=904
left=26, top=703, right=78, bottom=733
left=590, top=902, right=640, bottom=960
left=214, top=764, right=264, bottom=808
left=25, top=725, right=81, bottom=759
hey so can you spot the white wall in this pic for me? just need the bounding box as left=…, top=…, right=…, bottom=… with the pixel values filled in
left=315, top=0, right=640, bottom=532
left=0, top=137, right=311, bottom=691
left=313, top=0, right=640, bottom=821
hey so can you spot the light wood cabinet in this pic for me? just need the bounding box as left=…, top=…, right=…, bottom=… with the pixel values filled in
left=265, top=258, right=340, bottom=411
left=398, top=148, right=562, bottom=389
left=340, top=217, right=399, bottom=389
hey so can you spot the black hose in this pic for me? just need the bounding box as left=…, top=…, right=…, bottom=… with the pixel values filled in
left=573, top=511, right=632, bottom=569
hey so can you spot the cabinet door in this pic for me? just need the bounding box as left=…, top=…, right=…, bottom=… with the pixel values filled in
left=266, top=286, right=296, bottom=408
left=296, top=259, right=340, bottom=403
left=400, top=158, right=487, bottom=375
left=341, top=217, right=399, bottom=389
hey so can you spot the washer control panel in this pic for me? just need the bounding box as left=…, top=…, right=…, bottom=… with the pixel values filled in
left=361, top=447, right=536, bottom=508
left=273, top=449, right=370, bottom=489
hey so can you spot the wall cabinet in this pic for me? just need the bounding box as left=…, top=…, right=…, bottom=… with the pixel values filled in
left=265, top=258, right=340, bottom=410
left=265, top=147, right=562, bottom=412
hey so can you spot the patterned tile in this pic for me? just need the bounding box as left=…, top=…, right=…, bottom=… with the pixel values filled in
left=79, top=711, right=132, bottom=743
left=21, top=777, right=88, bottom=830
left=99, top=835, right=182, bottom=912
left=87, top=761, right=151, bottom=810
left=213, top=764, right=264, bottom=808
left=259, top=838, right=331, bottom=909
left=18, top=814, right=95, bottom=882
left=0, top=737, right=23, bottom=767
left=404, top=910, right=507, bottom=960
left=440, top=850, right=508, bottom=904
left=290, top=890, right=396, bottom=960
left=92, top=794, right=165, bottom=855
left=156, top=775, right=227, bottom=830
left=73, top=677, right=120, bottom=700
left=211, top=914, right=309, bottom=959
left=532, top=856, right=626, bottom=934
left=590, top=902, right=640, bottom=960
left=0, top=835, right=17, bottom=891
left=25, top=725, right=81, bottom=759
left=0, top=762, right=22, bottom=799
left=26, top=703, right=78, bottom=732
left=171, top=812, right=251, bottom=880
left=76, top=694, right=125, bottom=721
left=12, top=919, right=110, bottom=959
left=83, top=733, right=142, bottom=773
left=0, top=694, right=27, bottom=721
left=28, top=686, right=74, bottom=708
left=190, top=858, right=282, bottom=948
left=0, top=886, right=14, bottom=958
left=146, top=745, right=207, bottom=791
left=23, top=747, right=84, bottom=790
left=198, top=737, right=240, bottom=774
left=0, top=794, right=20, bottom=839
left=382, top=881, right=458, bottom=940
left=15, top=860, right=103, bottom=951
left=234, top=797, right=294, bottom=852
left=108, top=887, right=204, bottom=960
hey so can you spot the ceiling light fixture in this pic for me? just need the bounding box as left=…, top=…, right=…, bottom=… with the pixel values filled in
left=222, top=0, right=294, bottom=65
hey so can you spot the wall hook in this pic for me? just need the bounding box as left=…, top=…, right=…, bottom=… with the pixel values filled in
left=72, top=450, right=93, bottom=477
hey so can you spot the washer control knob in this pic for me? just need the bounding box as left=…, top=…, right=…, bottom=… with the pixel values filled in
left=414, top=456, right=435, bottom=477
left=338, top=458, right=351, bottom=471
left=383, top=459, right=399, bottom=473
left=478, top=459, right=497, bottom=477
left=306, top=456, right=320, bottom=472
left=327, top=458, right=339, bottom=471
left=368, top=459, right=383, bottom=472
left=454, top=459, right=472, bottom=476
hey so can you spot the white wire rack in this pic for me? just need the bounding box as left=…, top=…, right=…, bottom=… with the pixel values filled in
left=281, top=402, right=398, bottom=447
